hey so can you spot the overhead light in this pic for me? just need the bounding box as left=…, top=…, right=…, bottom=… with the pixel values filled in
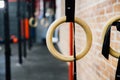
left=0, top=1, right=5, bottom=9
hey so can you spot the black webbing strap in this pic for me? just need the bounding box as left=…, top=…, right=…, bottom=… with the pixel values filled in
left=4, top=0, right=11, bottom=80
left=65, top=0, right=76, bottom=80
left=113, top=22, right=120, bottom=31
left=50, top=0, right=56, bottom=21
left=43, top=0, right=46, bottom=18
left=49, top=0, right=52, bottom=8
left=65, top=0, right=75, bottom=22
left=102, top=22, right=120, bottom=59
left=102, top=22, right=120, bottom=80
left=116, top=57, right=120, bottom=80
left=32, top=0, right=35, bottom=17
left=53, top=0, right=56, bottom=15
left=73, top=23, right=77, bottom=80
left=102, top=26, right=111, bottom=59
left=113, top=22, right=120, bottom=80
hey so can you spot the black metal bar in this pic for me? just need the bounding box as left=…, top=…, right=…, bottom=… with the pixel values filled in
left=4, top=0, right=11, bottom=80
left=17, top=0, right=23, bottom=64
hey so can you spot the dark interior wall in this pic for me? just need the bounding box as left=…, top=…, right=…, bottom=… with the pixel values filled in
left=0, top=10, right=4, bottom=38
left=9, top=2, right=18, bottom=37
left=0, top=2, right=18, bottom=39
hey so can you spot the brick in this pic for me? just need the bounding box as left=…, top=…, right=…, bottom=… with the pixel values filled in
left=118, top=0, right=120, bottom=2
left=116, top=32, right=120, bottom=40
left=96, top=45, right=101, bottom=51
left=111, top=0, right=116, bottom=3
left=105, top=64, right=115, bottom=76
left=114, top=3, right=120, bottom=12
left=110, top=74, right=115, bottom=80
left=111, top=30, right=116, bottom=40
left=102, top=70, right=110, bottom=78
left=58, top=0, right=119, bottom=80
left=97, top=1, right=112, bottom=9
left=96, top=8, right=105, bottom=15
left=97, top=16, right=107, bottom=22
left=106, top=5, right=113, bottom=13
left=112, top=59, right=118, bottom=67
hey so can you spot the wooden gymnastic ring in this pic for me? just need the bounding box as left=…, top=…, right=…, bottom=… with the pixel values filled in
left=29, top=17, right=38, bottom=27
left=102, top=15, right=120, bottom=58
left=46, top=16, right=92, bottom=62
left=40, top=18, right=50, bottom=27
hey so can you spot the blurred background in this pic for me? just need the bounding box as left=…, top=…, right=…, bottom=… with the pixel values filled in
left=0, top=0, right=120, bottom=80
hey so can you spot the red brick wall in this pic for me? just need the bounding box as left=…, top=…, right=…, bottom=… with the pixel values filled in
left=56, top=0, right=120, bottom=80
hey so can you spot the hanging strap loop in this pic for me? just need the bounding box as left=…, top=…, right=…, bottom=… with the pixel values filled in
left=65, top=1, right=75, bottom=79
left=112, top=22, right=120, bottom=31
left=102, top=23, right=120, bottom=59
left=102, top=16, right=120, bottom=59
left=43, top=0, right=46, bottom=18
left=65, top=0, right=75, bottom=22
left=115, top=57, right=120, bottom=80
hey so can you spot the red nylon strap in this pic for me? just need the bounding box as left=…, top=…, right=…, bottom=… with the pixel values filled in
left=69, top=23, right=74, bottom=80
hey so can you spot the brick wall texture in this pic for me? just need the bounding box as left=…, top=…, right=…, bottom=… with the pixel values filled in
left=56, top=0, right=120, bottom=80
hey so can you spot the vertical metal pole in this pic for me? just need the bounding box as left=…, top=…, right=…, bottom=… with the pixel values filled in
left=23, top=0, right=27, bottom=58
left=53, top=0, right=56, bottom=21
left=43, top=0, right=46, bottom=18
left=28, top=0, right=36, bottom=49
left=28, top=1, right=33, bottom=50
left=31, top=0, right=36, bottom=42
left=4, top=0, right=11, bottom=80
left=17, top=0, right=23, bottom=64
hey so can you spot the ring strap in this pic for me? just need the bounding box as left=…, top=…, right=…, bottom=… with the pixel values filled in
left=102, top=26, right=111, bottom=59
left=65, top=0, right=75, bottom=22
left=31, top=0, right=35, bottom=17
left=43, top=0, right=46, bottom=18
left=116, top=57, right=120, bottom=80
left=73, top=23, right=77, bottom=80
left=102, top=22, right=120, bottom=59
left=113, top=22, right=120, bottom=31
left=65, top=0, right=76, bottom=80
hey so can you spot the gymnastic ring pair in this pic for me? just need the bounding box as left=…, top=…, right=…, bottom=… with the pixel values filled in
left=29, top=17, right=50, bottom=27
left=46, top=16, right=120, bottom=62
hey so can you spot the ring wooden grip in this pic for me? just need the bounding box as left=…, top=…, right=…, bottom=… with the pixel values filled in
left=46, top=16, right=92, bottom=62
left=40, top=18, right=50, bottom=27
left=29, top=17, right=38, bottom=27
left=102, top=15, right=120, bottom=58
